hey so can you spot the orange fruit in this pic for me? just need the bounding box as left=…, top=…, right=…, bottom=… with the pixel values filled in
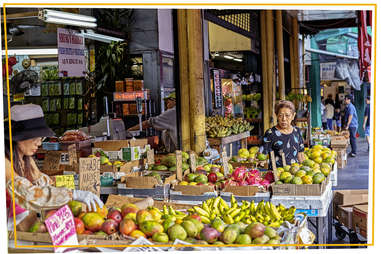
left=130, top=230, right=146, bottom=238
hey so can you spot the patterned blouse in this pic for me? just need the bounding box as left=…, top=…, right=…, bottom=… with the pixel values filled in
left=261, top=126, right=305, bottom=168
left=5, top=158, right=72, bottom=213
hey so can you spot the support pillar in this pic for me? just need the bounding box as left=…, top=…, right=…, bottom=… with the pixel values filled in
left=260, top=11, right=270, bottom=131
left=355, top=83, right=367, bottom=137
left=309, top=37, right=322, bottom=128
left=276, top=10, right=285, bottom=100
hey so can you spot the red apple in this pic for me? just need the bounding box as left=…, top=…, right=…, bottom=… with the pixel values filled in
left=101, top=219, right=119, bottom=235
left=207, top=173, right=217, bottom=183
left=74, top=218, right=85, bottom=234
left=190, top=214, right=202, bottom=222
left=107, top=209, right=123, bottom=224
left=44, top=209, right=58, bottom=221
left=121, top=204, right=139, bottom=217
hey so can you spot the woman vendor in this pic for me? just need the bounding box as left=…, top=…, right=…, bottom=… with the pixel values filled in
left=261, top=100, right=305, bottom=168
left=5, top=104, right=104, bottom=230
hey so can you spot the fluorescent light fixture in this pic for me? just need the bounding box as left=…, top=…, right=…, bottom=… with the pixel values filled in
left=42, top=16, right=97, bottom=28
left=43, top=9, right=96, bottom=23
left=80, top=30, right=124, bottom=43
left=39, top=9, right=97, bottom=28
left=233, top=58, right=243, bottom=62
left=223, top=55, right=234, bottom=59
left=2, top=48, right=58, bottom=56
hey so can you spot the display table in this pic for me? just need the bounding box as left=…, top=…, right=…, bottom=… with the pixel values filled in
left=208, top=131, right=250, bottom=158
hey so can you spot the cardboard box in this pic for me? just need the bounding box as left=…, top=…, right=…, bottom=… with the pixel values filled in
left=331, top=136, right=349, bottom=149
left=125, top=172, right=176, bottom=189
left=333, top=189, right=368, bottom=206
left=100, top=164, right=115, bottom=173
left=105, top=194, right=194, bottom=210
left=172, top=185, right=216, bottom=196
left=221, top=185, right=259, bottom=196
left=334, top=149, right=347, bottom=169
left=336, top=205, right=354, bottom=229
left=352, top=204, right=368, bottom=238
left=271, top=175, right=330, bottom=196
left=94, top=139, right=148, bottom=151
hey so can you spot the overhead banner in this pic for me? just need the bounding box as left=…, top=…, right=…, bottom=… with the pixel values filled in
left=57, top=28, right=86, bottom=77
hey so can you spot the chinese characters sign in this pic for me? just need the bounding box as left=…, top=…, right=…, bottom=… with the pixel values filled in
left=45, top=205, right=78, bottom=252
left=57, top=28, right=86, bottom=77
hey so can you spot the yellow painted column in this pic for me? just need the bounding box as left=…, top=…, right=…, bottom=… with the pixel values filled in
left=276, top=10, right=285, bottom=100
left=177, top=10, right=191, bottom=151
left=187, top=9, right=206, bottom=154
left=292, top=17, right=300, bottom=91
left=260, top=11, right=270, bottom=131
left=266, top=10, right=276, bottom=126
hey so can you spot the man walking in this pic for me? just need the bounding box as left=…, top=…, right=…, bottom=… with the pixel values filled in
left=344, top=94, right=358, bottom=157
left=363, top=96, right=371, bottom=151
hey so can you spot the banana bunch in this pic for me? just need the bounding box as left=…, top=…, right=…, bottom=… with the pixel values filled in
left=206, top=116, right=253, bottom=138
left=187, top=195, right=296, bottom=228
left=161, top=205, right=188, bottom=221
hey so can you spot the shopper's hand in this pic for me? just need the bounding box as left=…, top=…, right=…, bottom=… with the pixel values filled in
left=72, top=190, right=104, bottom=212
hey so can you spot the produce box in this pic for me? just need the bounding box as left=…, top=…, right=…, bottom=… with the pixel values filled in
left=94, top=139, right=148, bottom=151
left=105, top=194, right=194, bottom=210
left=332, top=189, right=368, bottom=224
left=60, top=139, right=91, bottom=157
left=271, top=175, right=330, bottom=196
left=333, top=148, right=347, bottom=169
left=220, top=185, right=259, bottom=196
left=124, top=171, right=176, bottom=189
left=172, top=184, right=215, bottom=196
left=331, top=136, right=349, bottom=149
left=352, top=204, right=368, bottom=238
left=336, top=205, right=354, bottom=229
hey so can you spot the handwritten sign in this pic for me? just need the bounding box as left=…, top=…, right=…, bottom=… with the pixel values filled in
left=57, top=28, right=86, bottom=77
left=43, top=151, right=62, bottom=175
left=45, top=205, right=78, bottom=252
left=176, top=150, right=183, bottom=181
left=147, top=149, right=155, bottom=165
left=221, top=147, right=229, bottom=177
left=189, top=152, right=196, bottom=172
left=79, top=157, right=100, bottom=196
left=60, top=153, right=69, bottom=165
left=68, top=144, right=77, bottom=166
left=55, top=175, right=75, bottom=190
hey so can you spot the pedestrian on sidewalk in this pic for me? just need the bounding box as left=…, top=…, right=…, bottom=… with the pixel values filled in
left=321, top=99, right=327, bottom=130
left=333, top=107, right=342, bottom=132
left=363, top=96, right=371, bottom=151
left=325, top=100, right=335, bottom=130
left=343, top=94, right=358, bottom=157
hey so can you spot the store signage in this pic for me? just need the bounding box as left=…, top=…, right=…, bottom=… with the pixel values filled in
left=45, top=205, right=78, bottom=252
left=55, top=175, right=75, bottom=190
left=60, top=153, right=69, bottom=165
left=43, top=151, right=62, bottom=174
left=175, top=150, right=183, bottom=181
left=57, top=28, right=86, bottom=77
left=213, top=70, right=222, bottom=108
left=320, top=62, right=338, bottom=81
left=189, top=152, right=196, bottom=173
left=147, top=149, right=155, bottom=165
left=221, top=147, right=229, bottom=177
left=113, top=91, right=150, bottom=102
left=79, top=157, right=100, bottom=196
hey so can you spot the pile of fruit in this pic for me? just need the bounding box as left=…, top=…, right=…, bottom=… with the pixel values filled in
left=206, top=116, right=253, bottom=138
left=244, top=107, right=261, bottom=119
left=221, top=167, right=274, bottom=188
left=285, top=92, right=312, bottom=103
left=230, top=147, right=268, bottom=164
left=28, top=196, right=295, bottom=246
left=274, top=145, right=335, bottom=185
left=188, top=196, right=295, bottom=228
left=150, top=151, right=209, bottom=172
left=89, top=151, right=124, bottom=168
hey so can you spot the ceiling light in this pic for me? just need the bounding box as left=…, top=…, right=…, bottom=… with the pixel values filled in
left=42, top=16, right=97, bottom=28
left=80, top=30, right=123, bottom=43
left=39, top=9, right=97, bottom=28
left=43, top=9, right=96, bottom=23
left=233, top=58, right=243, bottom=62
left=223, top=55, right=234, bottom=59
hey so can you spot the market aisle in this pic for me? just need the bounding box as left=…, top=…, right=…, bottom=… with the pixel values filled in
left=334, top=137, right=369, bottom=190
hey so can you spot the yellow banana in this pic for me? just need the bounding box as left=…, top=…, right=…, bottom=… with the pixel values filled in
left=223, top=214, right=234, bottom=224
left=200, top=215, right=211, bottom=224
left=229, top=208, right=241, bottom=218
left=194, top=206, right=209, bottom=217
left=163, top=205, right=168, bottom=215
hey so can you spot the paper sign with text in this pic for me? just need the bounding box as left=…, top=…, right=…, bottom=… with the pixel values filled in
left=45, top=205, right=78, bottom=253
left=55, top=175, right=75, bottom=190
left=57, top=28, right=86, bottom=77
left=43, top=151, right=62, bottom=175
left=68, top=144, right=77, bottom=166
left=79, top=157, right=100, bottom=196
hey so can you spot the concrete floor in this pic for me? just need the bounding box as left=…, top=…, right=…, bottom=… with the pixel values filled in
left=328, top=137, right=370, bottom=246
